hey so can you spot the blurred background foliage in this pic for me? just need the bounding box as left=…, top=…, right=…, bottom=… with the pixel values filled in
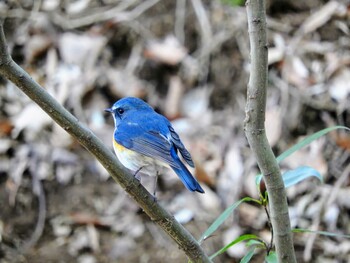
left=0, top=0, right=349, bottom=262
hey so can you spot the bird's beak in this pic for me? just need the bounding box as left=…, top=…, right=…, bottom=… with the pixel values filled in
left=105, top=108, right=113, bottom=113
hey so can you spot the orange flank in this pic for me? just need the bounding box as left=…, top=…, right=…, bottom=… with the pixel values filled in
left=113, top=139, right=128, bottom=152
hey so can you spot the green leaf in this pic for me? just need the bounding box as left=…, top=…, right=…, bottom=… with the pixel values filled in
left=246, top=239, right=265, bottom=248
left=199, top=197, right=260, bottom=243
left=240, top=247, right=256, bottom=263
left=210, top=234, right=260, bottom=260
left=224, top=0, right=246, bottom=6
left=255, top=174, right=263, bottom=186
left=265, top=251, right=278, bottom=263
left=283, top=166, right=323, bottom=188
left=293, top=228, right=350, bottom=239
left=276, top=126, right=350, bottom=163
left=256, top=126, right=350, bottom=185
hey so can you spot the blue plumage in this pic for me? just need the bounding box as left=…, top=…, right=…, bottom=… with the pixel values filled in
left=169, top=147, right=204, bottom=193
left=105, top=97, right=204, bottom=194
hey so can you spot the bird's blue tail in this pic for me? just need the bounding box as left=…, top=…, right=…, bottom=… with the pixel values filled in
left=170, top=148, right=204, bottom=193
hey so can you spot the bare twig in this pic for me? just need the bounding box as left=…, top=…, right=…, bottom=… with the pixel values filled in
left=0, top=0, right=160, bottom=30
left=0, top=20, right=211, bottom=263
left=303, top=163, right=350, bottom=261
left=22, top=170, right=46, bottom=252
left=125, top=44, right=143, bottom=74
left=175, top=0, right=187, bottom=44
left=51, top=0, right=160, bottom=29
left=264, top=205, right=273, bottom=254
left=190, top=0, right=212, bottom=82
left=244, top=1, right=297, bottom=262
left=190, top=0, right=212, bottom=50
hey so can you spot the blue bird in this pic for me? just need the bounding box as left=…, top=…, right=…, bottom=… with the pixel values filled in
left=105, top=97, right=204, bottom=194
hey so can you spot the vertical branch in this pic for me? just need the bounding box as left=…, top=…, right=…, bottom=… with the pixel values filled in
left=244, top=1, right=297, bottom=262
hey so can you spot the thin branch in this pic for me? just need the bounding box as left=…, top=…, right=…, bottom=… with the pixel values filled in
left=51, top=0, right=160, bottom=29
left=175, top=0, right=186, bottom=44
left=303, top=163, right=350, bottom=261
left=0, top=0, right=160, bottom=30
left=244, top=1, right=297, bottom=262
left=264, top=205, right=273, bottom=254
left=0, top=20, right=211, bottom=263
left=190, top=0, right=212, bottom=82
left=22, top=169, right=46, bottom=252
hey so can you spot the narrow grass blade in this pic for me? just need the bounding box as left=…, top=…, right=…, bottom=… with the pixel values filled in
left=276, top=126, right=350, bottom=163
left=255, top=174, right=263, bottom=186
left=283, top=166, right=323, bottom=188
left=225, top=0, right=246, bottom=6
left=256, top=126, right=350, bottom=186
left=210, top=234, right=259, bottom=260
left=199, top=197, right=259, bottom=243
left=293, top=228, right=350, bottom=238
left=240, top=247, right=256, bottom=263
left=246, top=239, right=265, bottom=247
left=265, top=251, right=277, bottom=263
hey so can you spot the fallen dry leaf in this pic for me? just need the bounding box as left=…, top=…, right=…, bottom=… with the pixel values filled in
left=144, top=35, right=187, bottom=65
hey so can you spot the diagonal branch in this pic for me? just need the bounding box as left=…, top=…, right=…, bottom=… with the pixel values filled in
left=0, top=20, right=211, bottom=263
left=244, top=1, right=297, bottom=262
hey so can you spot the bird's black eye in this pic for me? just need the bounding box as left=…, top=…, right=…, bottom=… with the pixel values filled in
left=117, top=108, right=124, bottom=115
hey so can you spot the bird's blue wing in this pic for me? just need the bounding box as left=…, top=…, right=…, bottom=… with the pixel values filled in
left=170, top=147, right=204, bottom=193
left=115, top=123, right=181, bottom=169
left=168, top=125, right=195, bottom=168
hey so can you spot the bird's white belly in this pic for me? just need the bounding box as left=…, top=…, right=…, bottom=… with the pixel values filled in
left=113, top=140, right=167, bottom=176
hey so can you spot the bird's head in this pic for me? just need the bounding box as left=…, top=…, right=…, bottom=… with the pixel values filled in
left=105, top=97, right=153, bottom=125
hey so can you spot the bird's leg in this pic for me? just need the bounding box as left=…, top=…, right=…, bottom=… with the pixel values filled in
left=134, top=166, right=143, bottom=182
left=152, top=171, right=159, bottom=202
